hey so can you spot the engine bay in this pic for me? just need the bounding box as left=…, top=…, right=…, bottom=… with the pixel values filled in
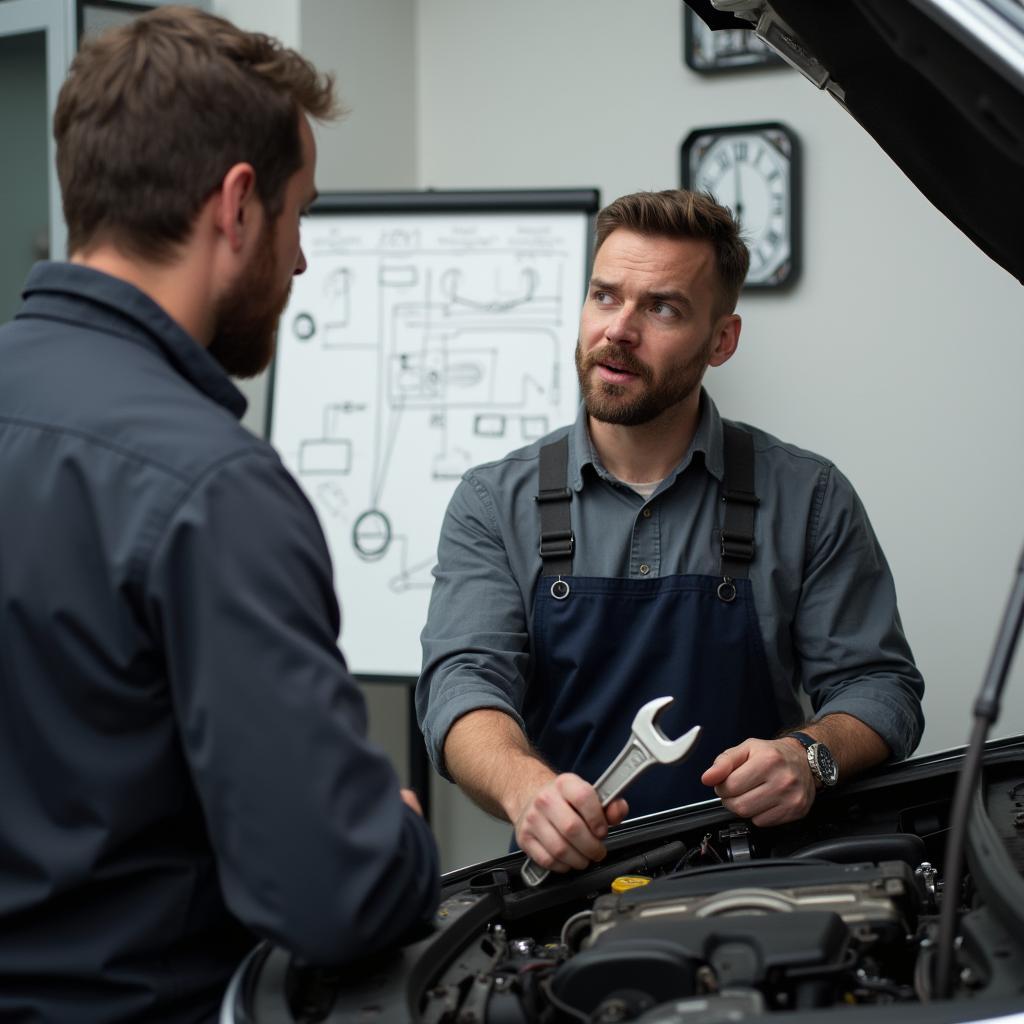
left=419, top=841, right=942, bottom=1022
left=236, top=742, right=1024, bottom=1023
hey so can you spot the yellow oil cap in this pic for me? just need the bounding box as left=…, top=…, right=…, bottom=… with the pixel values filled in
left=611, top=875, right=652, bottom=893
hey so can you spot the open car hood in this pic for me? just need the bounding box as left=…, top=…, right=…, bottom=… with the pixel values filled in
left=688, top=0, right=1024, bottom=285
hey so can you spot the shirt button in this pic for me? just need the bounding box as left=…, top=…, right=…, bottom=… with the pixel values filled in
left=642, top=507, right=652, bottom=519
left=639, top=563, right=651, bottom=575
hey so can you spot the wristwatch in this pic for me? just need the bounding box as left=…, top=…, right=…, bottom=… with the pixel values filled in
left=787, top=731, right=839, bottom=788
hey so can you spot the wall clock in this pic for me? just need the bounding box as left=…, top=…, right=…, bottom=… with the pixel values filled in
left=681, top=121, right=801, bottom=290
left=683, top=6, right=785, bottom=74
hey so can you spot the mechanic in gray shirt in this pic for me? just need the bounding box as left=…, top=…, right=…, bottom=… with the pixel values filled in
left=0, top=10, right=438, bottom=1023
left=417, top=189, right=924, bottom=878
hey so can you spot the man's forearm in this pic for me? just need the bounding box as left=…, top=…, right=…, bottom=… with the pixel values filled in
left=794, top=713, right=891, bottom=779
left=443, top=708, right=555, bottom=823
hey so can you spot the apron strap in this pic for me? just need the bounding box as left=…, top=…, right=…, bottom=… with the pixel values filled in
left=536, top=435, right=574, bottom=576
left=536, top=425, right=758, bottom=584
left=720, top=422, right=759, bottom=583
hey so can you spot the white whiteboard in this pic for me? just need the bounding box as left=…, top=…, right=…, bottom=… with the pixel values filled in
left=268, top=191, right=597, bottom=677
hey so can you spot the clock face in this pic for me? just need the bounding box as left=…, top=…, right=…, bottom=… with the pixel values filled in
left=681, top=122, right=801, bottom=290
left=683, top=8, right=785, bottom=74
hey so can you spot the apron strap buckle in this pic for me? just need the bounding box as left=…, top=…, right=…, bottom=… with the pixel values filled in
left=720, top=530, right=755, bottom=562
left=721, top=488, right=760, bottom=507
left=535, top=486, right=572, bottom=504
left=539, top=530, right=574, bottom=561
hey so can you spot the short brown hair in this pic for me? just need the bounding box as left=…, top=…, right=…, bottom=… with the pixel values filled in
left=594, top=190, right=750, bottom=314
left=55, top=5, right=340, bottom=260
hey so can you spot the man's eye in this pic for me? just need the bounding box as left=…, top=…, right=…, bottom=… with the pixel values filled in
left=652, top=301, right=677, bottom=317
left=592, top=290, right=613, bottom=304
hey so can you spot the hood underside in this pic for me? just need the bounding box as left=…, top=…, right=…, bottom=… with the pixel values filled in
left=688, top=0, right=1024, bottom=285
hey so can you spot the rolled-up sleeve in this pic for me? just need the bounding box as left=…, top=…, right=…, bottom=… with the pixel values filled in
left=793, top=464, right=925, bottom=760
left=417, top=475, right=533, bottom=779
left=144, top=450, right=439, bottom=965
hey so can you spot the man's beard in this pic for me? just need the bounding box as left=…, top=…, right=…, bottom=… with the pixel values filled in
left=208, top=229, right=291, bottom=379
left=575, top=336, right=713, bottom=426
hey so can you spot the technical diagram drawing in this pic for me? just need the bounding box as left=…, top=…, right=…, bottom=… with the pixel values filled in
left=269, top=202, right=592, bottom=676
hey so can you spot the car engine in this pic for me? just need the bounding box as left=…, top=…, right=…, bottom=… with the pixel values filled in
left=419, top=835, right=941, bottom=1023
left=549, top=858, right=922, bottom=1019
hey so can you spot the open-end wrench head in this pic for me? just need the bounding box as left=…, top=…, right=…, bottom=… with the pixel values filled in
left=632, top=696, right=702, bottom=764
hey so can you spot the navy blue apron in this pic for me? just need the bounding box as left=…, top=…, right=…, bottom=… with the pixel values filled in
left=523, top=424, right=781, bottom=818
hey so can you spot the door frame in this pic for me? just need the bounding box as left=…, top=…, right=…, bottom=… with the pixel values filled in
left=0, top=0, right=74, bottom=261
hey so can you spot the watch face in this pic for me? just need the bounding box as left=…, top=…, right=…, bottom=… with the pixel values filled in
left=812, top=743, right=839, bottom=786
left=681, top=122, right=801, bottom=290
left=683, top=8, right=785, bottom=74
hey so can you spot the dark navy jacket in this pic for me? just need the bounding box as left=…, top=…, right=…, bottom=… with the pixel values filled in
left=0, top=263, right=439, bottom=1023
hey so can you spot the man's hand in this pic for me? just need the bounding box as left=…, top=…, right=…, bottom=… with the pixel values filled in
left=443, top=709, right=632, bottom=873
left=400, top=788, right=425, bottom=816
left=702, top=715, right=891, bottom=826
left=701, top=737, right=814, bottom=826
left=512, top=774, right=629, bottom=874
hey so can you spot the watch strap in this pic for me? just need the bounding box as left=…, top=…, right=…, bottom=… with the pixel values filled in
left=787, top=731, right=816, bottom=749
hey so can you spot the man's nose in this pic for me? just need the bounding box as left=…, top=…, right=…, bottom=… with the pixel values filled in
left=294, top=245, right=308, bottom=276
left=605, top=304, right=640, bottom=343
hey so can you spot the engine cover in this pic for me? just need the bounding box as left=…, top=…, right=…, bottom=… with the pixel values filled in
left=552, top=910, right=848, bottom=1013
left=551, top=860, right=922, bottom=1016
left=588, top=859, right=921, bottom=946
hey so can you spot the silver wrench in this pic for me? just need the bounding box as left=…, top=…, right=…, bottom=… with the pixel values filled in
left=520, top=696, right=701, bottom=887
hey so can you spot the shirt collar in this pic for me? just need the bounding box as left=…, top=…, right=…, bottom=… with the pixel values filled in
left=18, top=261, right=247, bottom=419
left=568, top=387, right=726, bottom=492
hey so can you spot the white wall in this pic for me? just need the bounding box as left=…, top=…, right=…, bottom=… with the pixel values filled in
left=222, top=0, right=1024, bottom=870
left=213, top=0, right=298, bottom=47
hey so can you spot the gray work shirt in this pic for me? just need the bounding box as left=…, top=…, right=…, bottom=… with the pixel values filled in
left=418, top=393, right=925, bottom=778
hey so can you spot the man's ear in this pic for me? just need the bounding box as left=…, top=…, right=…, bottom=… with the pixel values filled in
left=215, top=163, right=258, bottom=252
left=708, top=313, right=741, bottom=368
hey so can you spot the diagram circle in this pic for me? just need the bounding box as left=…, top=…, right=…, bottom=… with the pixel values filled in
left=353, top=509, right=392, bottom=561
left=293, top=312, right=316, bottom=341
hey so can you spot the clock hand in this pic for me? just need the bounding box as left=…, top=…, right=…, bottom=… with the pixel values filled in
left=734, top=157, right=745, bottom=224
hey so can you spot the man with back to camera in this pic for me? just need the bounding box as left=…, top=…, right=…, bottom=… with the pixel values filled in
left=417, top=188, right=925, bottom=876
left=0, top=7, right=439, bottom=1021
